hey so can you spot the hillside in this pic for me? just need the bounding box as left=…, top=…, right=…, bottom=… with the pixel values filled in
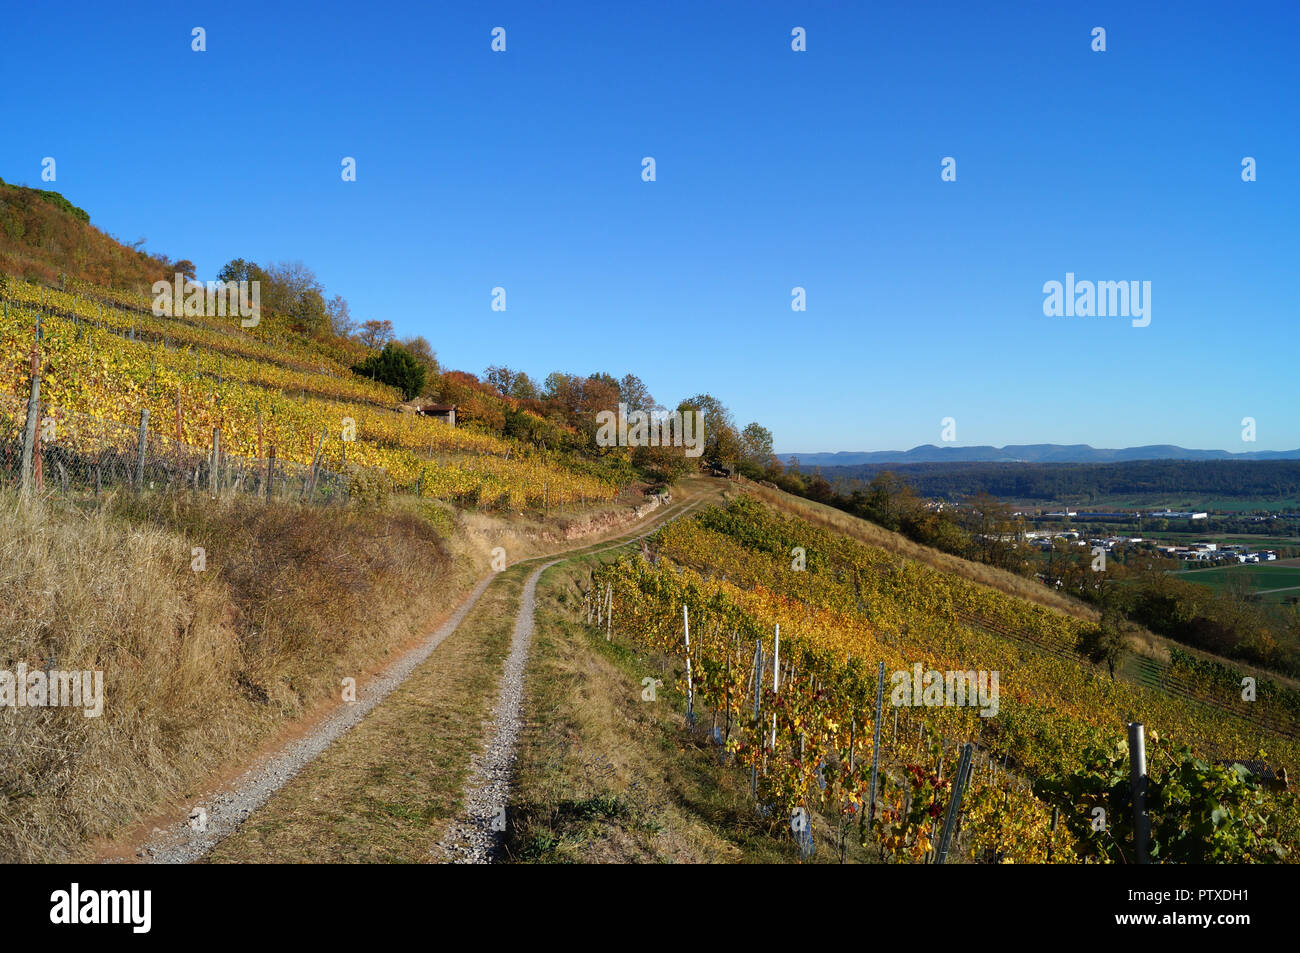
left=0, top=177, right=176, bottom=292
left=524, top=489, right=1300, bottom=863
left=2, top=187, right=1292, bottom=870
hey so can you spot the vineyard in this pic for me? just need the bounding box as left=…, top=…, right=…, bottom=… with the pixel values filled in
left=0, top=276, right=618, bottom=509
left=581, top=496, right=1298, bottom=862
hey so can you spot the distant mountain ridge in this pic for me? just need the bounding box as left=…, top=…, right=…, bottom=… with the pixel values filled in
left=784, top=444, right=1300, bottom=467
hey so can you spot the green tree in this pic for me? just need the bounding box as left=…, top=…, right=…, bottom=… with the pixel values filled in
left=290, top=287, right=329, bottom=335
left=1077, top=602, right=1130, bottom=679
left=352, top=342, right=426, bottom=400
left=739, top=422, right=775, bottom=468
left=400, top=336, right=440, bottom=394
left=217, top=258, right=269, bottom=287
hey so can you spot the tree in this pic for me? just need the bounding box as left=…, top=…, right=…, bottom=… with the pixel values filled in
left=1077, top=601, right=1130, bottom=679
left=264, top=260, right=323, bottom=314
left=678, top=392, right=739, bottom=466
left=484, top=365, right=519, bottom=396
left=173, top=259, right=197, bottom=280
left=358, top=319, right=395, bottom=349
left=619, top=373, right=656, bottom=412
left=400, top=336, right=440, bottom=394
left=633, top=444, right=694, bottom=484
left=543, top=372, right=582, bottom=414
left=739, top=422, right=774, bottom=466
left=509, top=372, right=538, bottom=401
left=326, top=294, right=355, bottom=337
left=290, top=287, right=329, bottom=336
left=352, top=343, right=426, bottom=400
left=217, top=258, right=269, bottom=287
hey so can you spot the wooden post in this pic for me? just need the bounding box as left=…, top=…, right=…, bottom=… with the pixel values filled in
left=210, top=428, right=220, bottom=497
left=175, top=392, right=183, bottom=473
left=134, top=408, right=149, bottom=489
left=303, top=427, right=327, bottom=500
left=1129, top=721, right=1149, bottom=864
left=266, top=446, right=276, bottom=501
left=605, top=585, right=613, bottom=641
left=868, top=660, right=885, bottom=830
left=19, top=312, right=42, bottom=499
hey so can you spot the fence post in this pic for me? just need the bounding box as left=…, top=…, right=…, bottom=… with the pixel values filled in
left=849, top=718, right=856, bottom=773
left=682, top=604, right=694, bottom=724
left=1128, top=721, right=1150, bottom=864
left=935, top=743, right=974, bottom=864
left=770, top=624, right=780, bottom=749
left=210, top=428, right=220, bottom=497
left=868, top=660, right=885, bottom=831
left=19, top=312, right=42, bottom=499
left=134, top=409, right=150, bottom=489
left=751, top=638, right=763, bottom=798
left=1048, top=806, right=1061, bottom=862
left=266, top=446, right=276, bottom=501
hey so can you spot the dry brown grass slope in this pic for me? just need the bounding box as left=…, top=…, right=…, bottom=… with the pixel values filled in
left=0, top=490, right=468, bottom=862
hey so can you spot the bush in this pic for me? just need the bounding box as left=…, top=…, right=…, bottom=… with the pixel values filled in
left=345, top=464, right=393, bottom=507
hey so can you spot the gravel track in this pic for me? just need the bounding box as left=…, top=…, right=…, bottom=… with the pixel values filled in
left=130, top=495, right=703, bottom=864
left=433, top=499, right=702, bottom=864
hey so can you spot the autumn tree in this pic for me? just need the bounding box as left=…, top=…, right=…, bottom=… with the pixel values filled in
left=358, top=319, right=395, bottom=349
left=484, top=365, right=519, bottom=396
left=619, top=373, right=656, bottom=412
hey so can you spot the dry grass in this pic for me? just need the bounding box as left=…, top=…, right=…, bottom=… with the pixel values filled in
left=0, top=489, right=466, bottom=862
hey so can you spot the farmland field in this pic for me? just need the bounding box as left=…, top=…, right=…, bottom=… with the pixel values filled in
left=1173, top=560, right=1300, bottom=602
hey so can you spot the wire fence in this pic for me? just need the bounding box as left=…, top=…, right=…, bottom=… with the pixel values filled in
left=0, top=394, right=349, bottom=504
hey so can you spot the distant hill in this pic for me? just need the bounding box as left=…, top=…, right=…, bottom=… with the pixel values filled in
left=788, top=458, right=1300, bottom=504
left=784, top=444, right=1300, bottom=467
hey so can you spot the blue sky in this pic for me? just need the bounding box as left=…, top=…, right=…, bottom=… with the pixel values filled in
left=2, top=1, right=1296, bottom=453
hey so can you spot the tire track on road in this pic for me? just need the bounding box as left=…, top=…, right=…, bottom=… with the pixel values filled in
left=432, top=499, right=704, bottom=863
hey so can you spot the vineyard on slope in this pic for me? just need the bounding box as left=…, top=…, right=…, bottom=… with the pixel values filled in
left=584, top=496, right=1298, bottom=862
left=0, top=278, right=618, bottom=509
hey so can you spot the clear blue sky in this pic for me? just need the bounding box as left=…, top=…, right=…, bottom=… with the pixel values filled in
left=2, top=1, right=1296, bottom=453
